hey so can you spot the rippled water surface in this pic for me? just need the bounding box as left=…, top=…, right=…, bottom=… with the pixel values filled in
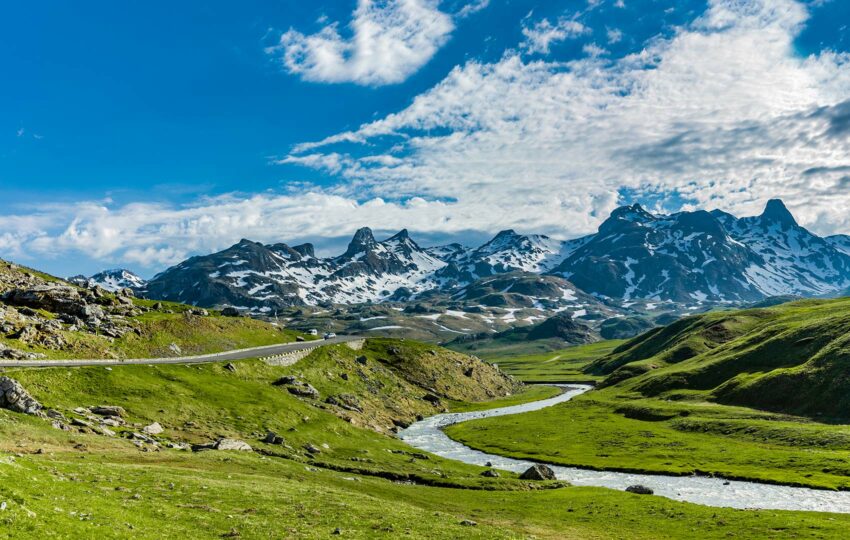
left=399, top=385, right=850, bottom=513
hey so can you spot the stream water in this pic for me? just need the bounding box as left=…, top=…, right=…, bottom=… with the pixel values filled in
left=399, top=385, right=850, bottom=513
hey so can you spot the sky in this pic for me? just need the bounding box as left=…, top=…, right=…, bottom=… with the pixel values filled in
left=1, top=0, right=849, bottom=277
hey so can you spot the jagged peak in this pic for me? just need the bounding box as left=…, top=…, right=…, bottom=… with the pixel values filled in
left=292, top=243, right=315, bottom=258
left=386, top=229, right=411, bottom=242
left=344, top=227, right=378, bottom=256
left=760, top=199, right=798, bottom=228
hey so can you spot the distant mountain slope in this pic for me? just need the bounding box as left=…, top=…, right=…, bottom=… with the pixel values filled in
left=70, top=269, right=146, bottom=292
left=585, top=297, right=850, bottom=418
left=94, top=198, right=850, bottom=319
left=551, top=200, right=850, bottom=303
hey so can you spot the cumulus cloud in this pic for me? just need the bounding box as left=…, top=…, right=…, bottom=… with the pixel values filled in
left=521, top=16, right=590, bottom=54
left=289, top=0, right=850, bottom=236
left=267, top=0, right=455, bottom=86
left=4, top=0, right=850, bottom=273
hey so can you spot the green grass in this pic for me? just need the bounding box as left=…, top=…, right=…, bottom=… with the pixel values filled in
left=6, top=448, right=850, bottom=539
left=487, top=340, right=625, bottom=382
left=3, top=338, right=850, bottom=537
left=446, top=387, right=850, bottom=490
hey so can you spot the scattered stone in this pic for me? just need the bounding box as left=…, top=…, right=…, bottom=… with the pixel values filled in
left=100, top=417, right=125, bottom=427
left=463, top=367, right=474, bottom=377
left=272, top=376, right=298, bottom=386
left=303, top=443, right=322, bottom=454
left=331, top=528, right=342, bottom=535
left=481, top=469, right=500, bottom=478
left=355, top=355, right=368, bottom=365
left=485, top=461, right=493, bottom=467
left=223, top=363, right=237, bottom=372
left=142, top=422, right=164, bottom=435
left=460, top=520, right=477, bottom=527
left=325, top=394, right=362, bottom=413
left=0, top=343, right=45, bottom=360
left=422, top=394, right=441, bottom=406
left=519, top=464, right=556, bottom=481
left=71, top=417, right=92, bottom=428
left=187, top=309, right=209, bottom=317
left=221, top=307, right=241, bottom=317
left=214, top=439, right=253, bottom=452
left=286, top=382, right=320, bottom=399
left=0, top=377, right=42, bottom=415
left=168, top=343, right=182, bottom=355
left=90, top=405, right=126, bottom=418
left=262, top=431, right=284, bottom=445
left=45, top=409, right=65, bottom=420
left=625, top=485, right=654, bottom=495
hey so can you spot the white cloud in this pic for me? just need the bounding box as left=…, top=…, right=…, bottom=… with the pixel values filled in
left=606, top=27, right=623, bottom=44
left=521, top=17, right=590, bottom=55
left=267, top=0, right=454, bottom=86
left=5, top=0, right=850, bottom=274
left=456, top=0, right=490, bottom=19
left=288, top=0, right=850, bottom=236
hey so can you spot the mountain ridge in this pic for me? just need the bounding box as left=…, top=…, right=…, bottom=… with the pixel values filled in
left=80, top=199, right=850, bottom=316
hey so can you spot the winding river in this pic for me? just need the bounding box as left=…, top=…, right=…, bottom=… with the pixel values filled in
left=399, top=385, right=850, bottom=513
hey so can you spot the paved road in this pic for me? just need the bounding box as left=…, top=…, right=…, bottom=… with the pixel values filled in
left=0, top=335, right=364, bottom=368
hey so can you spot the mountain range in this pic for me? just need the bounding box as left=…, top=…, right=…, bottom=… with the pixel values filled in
left=81, top=200, right=850, bottom=316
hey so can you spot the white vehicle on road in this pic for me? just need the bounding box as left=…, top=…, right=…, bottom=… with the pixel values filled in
left=323, top=332, right=337, bottom=340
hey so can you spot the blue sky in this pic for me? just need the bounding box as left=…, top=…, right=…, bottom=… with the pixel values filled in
left=1, top=0, right=849, bottom=277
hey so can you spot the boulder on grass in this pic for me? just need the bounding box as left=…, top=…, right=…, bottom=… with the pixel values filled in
left=519, top=464, right=556, bottom=481
left=215, top=438, right=253, bottom=452
left=90, top=405, right=126, bottom=418
left=0, top=377, right=42, bottom=415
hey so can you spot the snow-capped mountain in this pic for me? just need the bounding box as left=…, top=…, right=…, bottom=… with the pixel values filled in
left=69, top=269, right=147, bottom=292
left=713, top=200, right=850, bottom=297
left=142, top=228, right=449, bottom=311
left=103, top=198, right=850, bottom=313
left=552, top=200, right=850, bottom=302
left=434, top=229, right=586, bottom=285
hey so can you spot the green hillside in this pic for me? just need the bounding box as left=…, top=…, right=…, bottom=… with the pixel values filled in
left=446, top=297, right=850, bottom=491
left=587, top=297, right=850, bottom=419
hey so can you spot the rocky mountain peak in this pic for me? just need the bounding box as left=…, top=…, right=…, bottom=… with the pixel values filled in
left=759, top=199, right=797, bottom=228
left=344, top=227, right=378, bottom=257
left=292, top=243, right=315, bottom=258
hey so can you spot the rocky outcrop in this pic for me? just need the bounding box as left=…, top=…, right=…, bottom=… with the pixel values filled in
left=519, top=464, right=556, bottom=481
left=0, top=377, right=42, bottom=415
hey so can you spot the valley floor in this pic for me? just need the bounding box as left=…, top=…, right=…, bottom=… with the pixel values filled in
left=3, top=341, right=850, bottom=538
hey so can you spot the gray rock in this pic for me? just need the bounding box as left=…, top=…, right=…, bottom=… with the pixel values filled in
left=142, top=422, right=164, bottom=435
left=168, top=343, right=182, bottom=355
left=262, top=431, right=284, bottom=445
left=519, top=464, right=556, bottom=481
left=221, top=307, right=241, bottom=317
left=286, top=384, right=320, bottom=399
left=90, top=405, right=126, bottom=418
left=223, top=363, right=237, bottom=372
left=625, top=485, right=654, bottom=495
left=0, top=377, right=42, bottom=415
left=480, top=469, right=500, bottom=478
left=214, top=438, right=252, bottom=452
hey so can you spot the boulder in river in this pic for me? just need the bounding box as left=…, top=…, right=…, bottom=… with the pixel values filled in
left=519, top=464, right=556, bottom=481
left=625, top=485, right=654, bottom=495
